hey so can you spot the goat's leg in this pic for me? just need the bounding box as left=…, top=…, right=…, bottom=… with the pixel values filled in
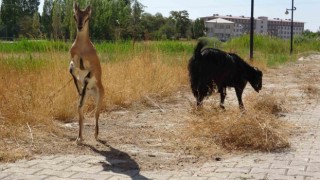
left=196, top=94, right=205, bottom=106
left=94, top=83, right=104, bottom=140
left=219, top=87, right=226, bottom=109
left=235, top=88, right=245, bottom=110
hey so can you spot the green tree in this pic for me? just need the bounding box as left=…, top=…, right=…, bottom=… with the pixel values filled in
left=129, top=0, right=145, bottom=41
left=17, top=0, right=40, bottom=38
left=21, top=0, right=40, bottom=16
left=115, top=0, right=132, bottom=40
left=52, top=0, right=62, bottom=39
left=192, top=18, right=205, bottom=39
left=41, top=0, right=53, bottom=39
left=18, top=16, right=33, bottom=37
left=141, top=12, right=166, bottom=40
left=169, top=10, right=191, bottom=39
left=159, top=17, right=176, bottom=40
left=303, top=29, right=319, bottom=38
left=62, top=0, right=75, bottom=40
left=32, top=12, right=41, bottom=38
left=87, top=0, right=131, bottom=41
left=0, top=0, right=22, bottom=38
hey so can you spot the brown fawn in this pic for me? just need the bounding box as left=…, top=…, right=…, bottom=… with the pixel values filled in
left=69, top=3, right=104, bottom=144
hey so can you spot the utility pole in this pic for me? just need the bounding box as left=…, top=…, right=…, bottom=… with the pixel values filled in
left=250, top=0, right=254, bottom=61
left=285, top=0, right=296, bottom=55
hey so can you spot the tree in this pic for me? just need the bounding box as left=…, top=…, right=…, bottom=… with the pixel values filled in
left=130, top=0, right=145, bottom=41
left=303, top=29, right=318, bottom=38
left=32, top=12, right=41, bottom=38
left=192, top=18, right=205, bottom=39
left=169, top=10, right=191, bottom=39
left=140, top=12, right=166, bottom=40
left=21, top=0, right=40, bottom=16
left=18, top=16, right=33, bottom=37
left=115, top=0, right=132, bottom=40
left=159, top=17, right=176, bottom=40
left=41, top=0, right=53, bottom=39
left=62, top=0, right=75, bottom=40
left=52, top=0, right=62, bottom=39
left=0, top=0, right=22, bottom=38
left=17, top=0, right=40, bottom=38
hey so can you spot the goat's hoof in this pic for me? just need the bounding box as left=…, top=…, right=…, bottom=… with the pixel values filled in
left=94, top=134, right=98, bottom=141
left=220, top=105, right=225, bottom=110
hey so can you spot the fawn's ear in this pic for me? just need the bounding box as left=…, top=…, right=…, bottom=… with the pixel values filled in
left=85, top=5, right=92, bottom=16
left=73, top=2, right=78, bottom=14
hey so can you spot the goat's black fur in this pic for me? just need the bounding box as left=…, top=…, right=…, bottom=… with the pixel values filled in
left=188, top=39, right=263, bottom=109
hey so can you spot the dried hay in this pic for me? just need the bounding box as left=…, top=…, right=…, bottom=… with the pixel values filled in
left=187, top=93, right=291, bottom=153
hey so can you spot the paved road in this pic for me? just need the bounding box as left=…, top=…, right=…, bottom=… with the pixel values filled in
left=1, top=55, right=320, bottom=179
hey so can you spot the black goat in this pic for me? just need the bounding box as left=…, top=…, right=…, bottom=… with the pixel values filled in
left=188, top=40, right=263, bottom=110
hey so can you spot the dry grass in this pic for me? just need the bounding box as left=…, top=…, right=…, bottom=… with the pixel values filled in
left=0, top=51, right=188, bottom=159
left=103, top=53, right=188, bottom=109
left=185, top=93, right=291, bottom=155
left=0, top=45, right=293, bottom=162
left=298, top=76, right=320, bottom=103
left=302, top=84, right=319, bottom=97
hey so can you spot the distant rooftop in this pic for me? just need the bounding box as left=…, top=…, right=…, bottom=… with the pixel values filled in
left=202, top=14, right=305, bottom=23
left=206, top=18, right=234, bottom=24
left=204, top=14, right=250, bottom=20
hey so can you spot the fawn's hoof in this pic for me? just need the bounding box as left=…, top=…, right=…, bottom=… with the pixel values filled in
left=75, top=137, right=83, bottom=145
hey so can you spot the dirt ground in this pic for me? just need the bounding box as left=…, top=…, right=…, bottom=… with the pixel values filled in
left=2, top=54, right=320, bottom=171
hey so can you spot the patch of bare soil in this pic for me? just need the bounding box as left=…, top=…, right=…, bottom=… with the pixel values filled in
left=2, top=54, right=320, bottom=171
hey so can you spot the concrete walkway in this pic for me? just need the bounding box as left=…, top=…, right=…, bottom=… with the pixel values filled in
left=1, top=56, right=320, bottom=180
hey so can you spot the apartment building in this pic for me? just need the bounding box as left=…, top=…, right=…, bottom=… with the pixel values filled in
left=202, top=14, right=304, bottom=40
left=205, top=18, right=235, bottom=41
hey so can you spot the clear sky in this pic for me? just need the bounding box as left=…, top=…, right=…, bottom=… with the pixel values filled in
left=38, top=0, right=320, bottom=32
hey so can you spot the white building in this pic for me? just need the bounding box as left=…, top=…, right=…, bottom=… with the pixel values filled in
left=255, top=16, right=268, bottom=35
left=205, top=18, right=240, bottom=41
left=202, top=15, right=304, bottom=39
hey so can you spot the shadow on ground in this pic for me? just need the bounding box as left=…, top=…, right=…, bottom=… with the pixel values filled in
left=83, top=140, right=148, bottom=180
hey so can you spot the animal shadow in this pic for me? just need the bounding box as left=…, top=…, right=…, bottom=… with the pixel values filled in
left=83, top=140, right=148, bottom=180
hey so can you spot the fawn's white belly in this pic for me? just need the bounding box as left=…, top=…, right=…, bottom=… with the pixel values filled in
left=70, top=61, right=97, bottom=91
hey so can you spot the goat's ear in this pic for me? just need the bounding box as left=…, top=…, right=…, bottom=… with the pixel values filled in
left=85, top=5, right=92, bottom=16
left=254, top=67, right=263, bottom=76
left=73, top=2, right=78, bottom=13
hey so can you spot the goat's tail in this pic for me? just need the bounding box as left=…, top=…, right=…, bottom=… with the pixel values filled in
left=194, top=38, right=209, bottom=60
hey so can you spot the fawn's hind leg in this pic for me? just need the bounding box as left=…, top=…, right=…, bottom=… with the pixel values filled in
left=94, top=83, right=104, bottom=140
left=69, top=62, right=81, bottom=95
left=76, top=74, right=90, bottom=144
